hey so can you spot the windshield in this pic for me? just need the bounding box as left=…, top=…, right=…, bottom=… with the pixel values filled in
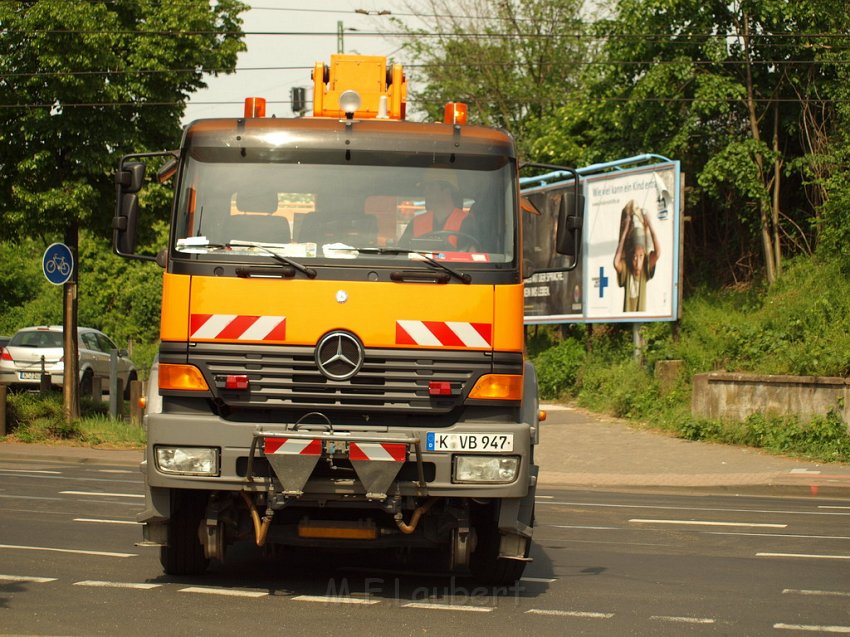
left=10, top=331, right=62, bottom=348
left=172, top=149, right=516, bottom=266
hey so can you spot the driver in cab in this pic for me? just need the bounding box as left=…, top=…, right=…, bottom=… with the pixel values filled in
left=399, top=169, right=470, bottom=249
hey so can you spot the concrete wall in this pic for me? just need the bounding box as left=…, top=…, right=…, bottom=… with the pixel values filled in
left=692, top=372, right=850, bottom=426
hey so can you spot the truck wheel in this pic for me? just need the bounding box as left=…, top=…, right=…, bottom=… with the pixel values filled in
left=469, top=523, right=529, bottom=586
left=160, top=496, right=209, bottom=576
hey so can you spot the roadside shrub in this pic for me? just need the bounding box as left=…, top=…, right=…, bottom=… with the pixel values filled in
left=670, top=412, right=850, bottom=463
left=533, top=337, right=585, bottom=400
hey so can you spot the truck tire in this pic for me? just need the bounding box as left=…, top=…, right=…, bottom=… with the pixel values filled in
left=469, top=522, right=528, bottom=586
left=160, top=494, right=209, bottom=576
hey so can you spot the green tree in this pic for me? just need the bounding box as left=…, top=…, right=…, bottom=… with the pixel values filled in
left=393, top=0, right=588, bottom=156
left=531, top=0, right=850, bottom=286
left=0, top=0, right=247, bottom=240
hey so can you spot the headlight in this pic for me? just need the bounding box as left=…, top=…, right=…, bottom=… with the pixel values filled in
left=155, top=446, right=219, bottom=476
left=454, top=455, right=519, bottom=483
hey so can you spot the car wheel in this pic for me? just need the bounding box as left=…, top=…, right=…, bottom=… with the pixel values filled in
left=123, top=371, right=138, bottom=400
left=79, top=370, right=94, bottom=397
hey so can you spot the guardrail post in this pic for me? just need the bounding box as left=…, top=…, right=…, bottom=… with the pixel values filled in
left=0, top=384, right=7, bottom=436
left=109, top=350, right=121, bottom=418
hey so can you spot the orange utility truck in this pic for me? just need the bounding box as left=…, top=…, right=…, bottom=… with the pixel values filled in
left=114, top=54, right=581, bottom=584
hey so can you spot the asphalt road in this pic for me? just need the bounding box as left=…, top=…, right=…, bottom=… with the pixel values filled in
left=1, top=456, right=849, bottom=636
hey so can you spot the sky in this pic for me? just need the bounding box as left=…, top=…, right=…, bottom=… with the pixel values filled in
left=182, top=1, right=413, bottom=124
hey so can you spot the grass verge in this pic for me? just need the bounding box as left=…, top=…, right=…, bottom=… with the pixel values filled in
left=3, top=391, right=145, bottom=448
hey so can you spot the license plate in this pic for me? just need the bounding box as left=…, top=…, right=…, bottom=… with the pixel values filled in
left=19, top=372, right=41, bottom=380
left=426, top=432, right=513, bottom=452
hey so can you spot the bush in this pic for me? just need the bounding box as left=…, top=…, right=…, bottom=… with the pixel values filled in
left=533, top=337, right=586, bottom=399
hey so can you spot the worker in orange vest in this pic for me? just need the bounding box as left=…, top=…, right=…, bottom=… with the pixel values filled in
left=399, top=169, right=470, bottom=248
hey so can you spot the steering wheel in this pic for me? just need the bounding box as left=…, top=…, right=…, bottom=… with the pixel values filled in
left=416, top=230, right=480, bottom=251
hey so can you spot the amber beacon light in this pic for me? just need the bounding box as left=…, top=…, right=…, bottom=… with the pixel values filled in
left=244, top=97, right=267, bottom=118
left=444, top=102, right=468, bottom=125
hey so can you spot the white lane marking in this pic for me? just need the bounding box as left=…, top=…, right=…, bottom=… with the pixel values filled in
left=0, top=574, right=57, bottom=583
left=60, top=490, right=143, bottom=498
left=539, top=500, right=850, bottom=517
left=520, top=577, right=557, bottom=583
left=403, top=602, right=493, bottom=613
left=783, top=589, right=850, bottom=598
left=74, top=518, right=140, bottom=525
left=526, top=609, right=614, bottom=619
left=790, top=469, right=822, bottom=475
left=95, top=469, right=134, bottom=474
left=540, top=404, right=571, bottom=411
left=534, top=495, right=555, bottom=499
left=549, top=524, right=621, bottom=530
left=819, top=506, right=850, bottom=510
left=0, top=469, right=62, bottom=475
left=630, top=519, right=787, bottom=528
left=293, top=595, right=379, bottom=605
left=0, top=494, right=62, bottom=501
left=0, top=544, right=135, bottom=558
left=774, top=623, right=850, bottom=633
left=706, top=531, right=850, bottom=540
left=180, top=586, right=268, bottom=598
left=74, top=580, right=160, bottom=590
left=651, top=616, right=715, bottom=624
left=757, top=552, right=850, bottom=560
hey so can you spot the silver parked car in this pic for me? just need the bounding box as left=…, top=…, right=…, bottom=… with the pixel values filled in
left=0, top=326, right=137, bottom=398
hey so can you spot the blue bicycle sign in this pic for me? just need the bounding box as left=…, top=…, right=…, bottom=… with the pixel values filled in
left=43, top=243, right=74, bottom=285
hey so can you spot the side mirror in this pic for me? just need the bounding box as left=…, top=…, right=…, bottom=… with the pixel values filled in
left=114, top=192, right=140, bottom=255
left=555, top=189, right=584, bottom=257
left=116, top=162, right=146, bottom=193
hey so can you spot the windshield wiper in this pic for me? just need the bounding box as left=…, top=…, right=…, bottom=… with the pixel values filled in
left=208, top=240, right=317, bottom=279
left=355, top=247, right=471, bottom=284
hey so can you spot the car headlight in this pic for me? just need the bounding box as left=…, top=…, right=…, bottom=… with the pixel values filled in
left=453, top=455, right=519, bottom=483
left=155, top=446, right=219, bottom=476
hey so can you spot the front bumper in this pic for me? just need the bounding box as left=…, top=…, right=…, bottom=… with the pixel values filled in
left=142, top=411, right=535, bottom=500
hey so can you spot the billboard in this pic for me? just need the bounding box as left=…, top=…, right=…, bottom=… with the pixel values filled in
left=523, top=158, right=680, bottom=324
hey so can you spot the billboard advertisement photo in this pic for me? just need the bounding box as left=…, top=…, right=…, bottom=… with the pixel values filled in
left=584, top=162, right=679, bottom=321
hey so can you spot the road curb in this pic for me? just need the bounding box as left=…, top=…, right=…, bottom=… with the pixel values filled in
left=0, top=443, right=142, bottom=467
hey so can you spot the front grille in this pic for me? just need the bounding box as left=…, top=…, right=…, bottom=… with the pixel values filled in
left=187, top=344, right=519, bottom=413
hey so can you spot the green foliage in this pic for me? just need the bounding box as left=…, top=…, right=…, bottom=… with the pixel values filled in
left=526, top=0, right=850, bottom=286
left=678, top=412, right=850, bottom=463
left=534, top=338, right=586, bottom=400
left=5, top=391, right=144, bottom=447
left=0, top=0, right=247, bottom=241
left=393, top=0, right=587, bottom=156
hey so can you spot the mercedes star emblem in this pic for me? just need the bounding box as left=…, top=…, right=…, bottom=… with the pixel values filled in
left=315, top=331, right=364, bottom=381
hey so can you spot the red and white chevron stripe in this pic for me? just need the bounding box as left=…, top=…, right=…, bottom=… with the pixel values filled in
left=190, top=314, right=286, bottom=342
left=264, top=438, right=322, bottom=456
left=395, top=320, right=492, bottom=348
left=349, top=442, right=407, bottom=462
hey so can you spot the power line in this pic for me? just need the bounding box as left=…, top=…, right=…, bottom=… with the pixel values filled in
left=2, top=28, right=850, bottom=40
left=2, top=96, right=848, bottom=110
left=4, top=58, right=850, bottom=80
